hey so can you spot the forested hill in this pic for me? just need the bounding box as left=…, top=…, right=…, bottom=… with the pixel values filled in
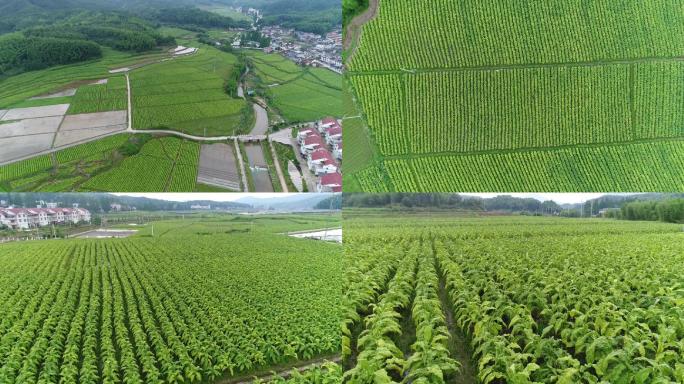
left=262, top=0, right=340, bottom=35
left=0, top=12, right=176, bottom=76
left=0, top=1, right=251, bottom=33
left=239, top=0, right=340, bottom=34
left=0, top=2, right=251, bottom=76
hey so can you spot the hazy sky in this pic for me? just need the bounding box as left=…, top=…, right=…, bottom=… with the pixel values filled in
left=112, top=193, right=635, bottom=205
left=112, top=193, right=307, bottom=202
left=463, top=193, right=632, bottom=204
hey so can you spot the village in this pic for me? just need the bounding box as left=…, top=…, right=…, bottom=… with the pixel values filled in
left=228, top=7, right=343, bottom=73
left=0, top=201, right=91, bottom=230
left=261, top=26, right=343, bottom=74
left=297, top=117, right=343, bottom=193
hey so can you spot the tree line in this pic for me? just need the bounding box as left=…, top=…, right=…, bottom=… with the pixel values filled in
left=609, top=199, right=684, bottom=223
left=343, top=0, right=369, bottom=26
left=343, top=193, right=567, bottom=213
left=0, top=35, right=102, bottom=75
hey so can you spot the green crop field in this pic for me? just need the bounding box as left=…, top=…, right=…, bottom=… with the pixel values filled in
left=0, top=215, right=341, bottom=384
left=131, top=47, right=252, bottom=136
left=67, top=76, right=128, bottom=114
left=343, top=214, right=684, bottom=383
left=0, top=135, right=206, bottom=192
left=247, top=52, right=343, bottom=122
left=82, top=137, right=200, bottom=192
left=345, top=1, right=684, bottom=192
left=0, top=47, right=168, bottom=109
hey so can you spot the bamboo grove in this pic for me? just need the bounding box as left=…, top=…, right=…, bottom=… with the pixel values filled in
left=0, top=221, right=342, bottom=383
left=343, top=216, right=684, bottom=383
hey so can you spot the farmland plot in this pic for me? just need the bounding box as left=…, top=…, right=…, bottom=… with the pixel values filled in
left=0, top=217, right=341, bottom=383
left=248, top=51, right=343, bottom=122
left=131, top=49, right=251, bottom=136
left=343, top=215, right=684, bottom=383
left=67, top=76, right=127, bottom=114
left=346, top=0, right=684, bottom=191
left=82, top=137, right=200, bottom=192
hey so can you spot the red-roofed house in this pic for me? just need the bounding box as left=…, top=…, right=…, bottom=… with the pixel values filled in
left=325, top=124, right=342, bottom=145
left=297, top=126, right=317, bottom=142
left=318, top=117, right=338, bottom=133
left=317, top=172, right=342, bottom=193
left=307, top=148, right=333, bottom=168
left=300, top=134, right=324, bottom=155
left=306, top=148, right=338, bottom=175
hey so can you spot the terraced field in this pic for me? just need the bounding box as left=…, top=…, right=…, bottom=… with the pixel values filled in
left=344, top=214, right=684, bottom=383
left=345, top=1, right=684, bottom=192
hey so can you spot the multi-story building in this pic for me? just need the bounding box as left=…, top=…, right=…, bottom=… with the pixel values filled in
left=0, top=207, right=91, bottom=230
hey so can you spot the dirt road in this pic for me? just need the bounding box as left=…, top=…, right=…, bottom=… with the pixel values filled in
left=343, top=0, right=380, bottom=61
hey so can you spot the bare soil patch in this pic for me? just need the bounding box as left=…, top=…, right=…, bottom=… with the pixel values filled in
left=197, top=143, right=241, bottom=190
left=1, top=104, right=70, bottom=121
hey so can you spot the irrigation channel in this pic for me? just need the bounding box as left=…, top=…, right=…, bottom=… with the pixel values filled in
left=244, top=143, right=275, bottom=192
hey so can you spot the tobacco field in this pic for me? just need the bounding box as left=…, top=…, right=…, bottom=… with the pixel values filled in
left=0, top=216, right=342, bottom=383
left=343, top=215, right=684, bottom=383
left=345, top=0, right=684, bottom=192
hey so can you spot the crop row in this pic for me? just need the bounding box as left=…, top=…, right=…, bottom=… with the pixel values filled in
left=67, top=79, right=128, bottom=115
left=381, top=140, right=684, bottom=192
left=55, top=134, right=129, bottom=163
left=0, top=155, right=52, bottom=182
left=351, top=61, right=684, bottom=157
left=81, top=137, right=191, bottom=191
left=343, top=217, right=684, bottom=382
left=349, top=0, right=684, bottom=71
left=0, top=228, right=341, bottom=383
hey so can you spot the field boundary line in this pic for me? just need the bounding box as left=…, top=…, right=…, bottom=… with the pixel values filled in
left=268, top=139, right=288, bottom=192
left=234, top=138, right=248, bottom=192
left=382, top=136, right=684, bottom=161
left=126, top=72, right=132, bottom=130
left=49, top=114, right=68, bottom=149
left=346, top=55, right=684, bottom=76
left=0, top=131, right=129, bottom=166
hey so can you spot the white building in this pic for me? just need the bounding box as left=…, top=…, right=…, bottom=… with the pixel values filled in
left=0, top=207, right=91, bottom=230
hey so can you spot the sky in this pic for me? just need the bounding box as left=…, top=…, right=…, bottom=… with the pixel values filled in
left=112, top=193, right=306, bottom=202
left=112, top=193, right=636, bottom=205
left=462, top=193, right=634, bottom=205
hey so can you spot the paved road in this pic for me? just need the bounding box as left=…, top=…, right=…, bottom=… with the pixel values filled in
left=268, top=139, right=288, bottom=192
left=233, top=139, right=248, bottom=191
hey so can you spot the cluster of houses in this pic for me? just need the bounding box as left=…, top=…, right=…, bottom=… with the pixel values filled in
left=0, top=205, right=91, bottom=230
left=261, top=26, right=343, bottom=73
left=297, top=117, right=343, bottom=193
